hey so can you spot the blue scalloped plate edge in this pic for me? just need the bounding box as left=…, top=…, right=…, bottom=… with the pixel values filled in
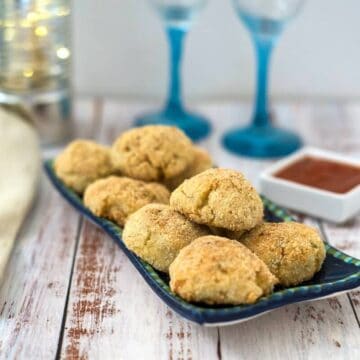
left=44, top=160, right=360, bottom=326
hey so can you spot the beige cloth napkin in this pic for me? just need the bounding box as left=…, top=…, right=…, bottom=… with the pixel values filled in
left=0, top=107, right=40, bottom=284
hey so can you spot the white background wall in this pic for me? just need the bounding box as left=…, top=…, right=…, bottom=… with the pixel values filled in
left=73, top=0, right=360, bottom=101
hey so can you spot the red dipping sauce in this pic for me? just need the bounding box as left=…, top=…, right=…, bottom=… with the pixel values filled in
left=274, top=156, right=360, bottom=194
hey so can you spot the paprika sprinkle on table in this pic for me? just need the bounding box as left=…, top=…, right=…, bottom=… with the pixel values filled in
left=274, top=156, right=360, bottom=194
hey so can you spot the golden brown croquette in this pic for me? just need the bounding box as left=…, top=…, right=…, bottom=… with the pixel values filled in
left=111, top=126, right=195, bottom=182
left=123, top=204, right=209, bottom=272
left=240, top=222, right=326, bottom=286
left=83, top=176, right=170, bottom=226
left=54, top=140, right=114, bottom=193
left=169, top=235, right=278, bottom=305
left=170, top=168, right=264, bottom=232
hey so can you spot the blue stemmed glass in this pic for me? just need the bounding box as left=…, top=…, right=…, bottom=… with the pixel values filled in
left=222, top=0, right=304, bottom=158
left=135, top=0, right=211, bottom=142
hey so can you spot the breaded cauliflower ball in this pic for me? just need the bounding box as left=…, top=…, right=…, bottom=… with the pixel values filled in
left=84, top=176, right=170, bottom=226
left=54, top=140, right=114, bottom=193
left=169, top=236, right=278, bottom=305
left=240, top=222, right=326, bottom=287
left=111, top=126, right=195, bottom=182
left=123, top=204, right=209, bottom=273
left=164, top=146, right=213, bottom=190
left=170, top=168, right=264, bottom=232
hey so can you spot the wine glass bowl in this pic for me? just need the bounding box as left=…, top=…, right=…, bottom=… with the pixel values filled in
left=152, top=0, right=207, bottom=29
left=135, top=0, right=211, bottom=142
left=234, top=0, right=304, bottom=21
left=222, top=0, right=305, bottom=158
left=237, top=0, right=304, bottom=41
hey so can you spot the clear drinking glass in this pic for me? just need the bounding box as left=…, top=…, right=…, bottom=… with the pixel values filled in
left=222, top=0, right=304, bottom=158
left=0, top=0, right=72, bottom=145
left=135, top=0, right=211, bottom=142
left=0, top=0, right=71, bottom=94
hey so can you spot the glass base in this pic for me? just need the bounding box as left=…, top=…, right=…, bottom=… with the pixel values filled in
left=135, top=108, right=211, bottom=142
left=222, top=125, right=302, bottom=158
left=0, top=89, right=73, bottom=146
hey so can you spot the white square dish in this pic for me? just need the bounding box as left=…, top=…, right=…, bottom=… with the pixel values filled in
left=259, top=147, right=360, bottom=223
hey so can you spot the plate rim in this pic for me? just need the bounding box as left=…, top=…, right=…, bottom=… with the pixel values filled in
left=44, top=160, right=360, bottom=325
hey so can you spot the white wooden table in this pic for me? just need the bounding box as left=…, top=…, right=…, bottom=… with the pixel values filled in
left=0, top=99, right=359, bottom=360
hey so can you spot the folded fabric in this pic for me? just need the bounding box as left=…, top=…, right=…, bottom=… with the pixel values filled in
left=0, top=106, right=40, bottom=284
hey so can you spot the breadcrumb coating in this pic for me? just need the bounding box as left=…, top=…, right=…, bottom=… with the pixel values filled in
left=164, top=147, right=213, bottom=190
left=240, top=222, right=326, bottom=287
left=84, top=176, right=170, bottom=226
left=111, top=126, right=195, bottom=181
left=123, top=204, right=209, bottom=273
left=169, top=236, right=278, bottom=305
left=170, top=168, right=264, bottom=232
left=54, top=140, right=114, bottom=193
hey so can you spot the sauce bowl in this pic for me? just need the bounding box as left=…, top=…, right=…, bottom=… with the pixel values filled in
left=260, top=147, right=360, bottom=223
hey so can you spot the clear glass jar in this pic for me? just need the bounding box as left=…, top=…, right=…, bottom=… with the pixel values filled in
left=0, top=0, right=72, bottom=145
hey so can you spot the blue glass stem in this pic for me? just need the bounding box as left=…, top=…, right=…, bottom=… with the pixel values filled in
left=165, top=27, right=186, bottom=113
left=252, top=38, right=274, bottom=127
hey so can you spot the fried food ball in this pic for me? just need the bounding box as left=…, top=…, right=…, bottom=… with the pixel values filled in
left=169, top=235, right=278, bottom=305
left=83, top=176, right=170, bottom=226
left=164, top=147, right=213, bottom=190
left=170, top=168, right=264, bottom=232
left=111, top=126, right=195, bottom=182
left=123, top=204, right=209, bottom=273
left=54, top=140, right=114, bottom=193
left=240, top=222, right=326, bottom=287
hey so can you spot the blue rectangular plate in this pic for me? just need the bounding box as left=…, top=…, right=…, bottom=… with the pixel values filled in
left=45, top=160, right=360, bottom=326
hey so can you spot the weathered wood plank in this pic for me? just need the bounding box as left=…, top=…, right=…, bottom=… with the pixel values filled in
left=0, top=99, right=94, bottom=358
left=60, top=101, right=219, bottom=360
left=62, top=221, right=218, bottom=360
left=220, top=296, right=359, bottom=359
left=0, top=176, right=80, bottom=359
